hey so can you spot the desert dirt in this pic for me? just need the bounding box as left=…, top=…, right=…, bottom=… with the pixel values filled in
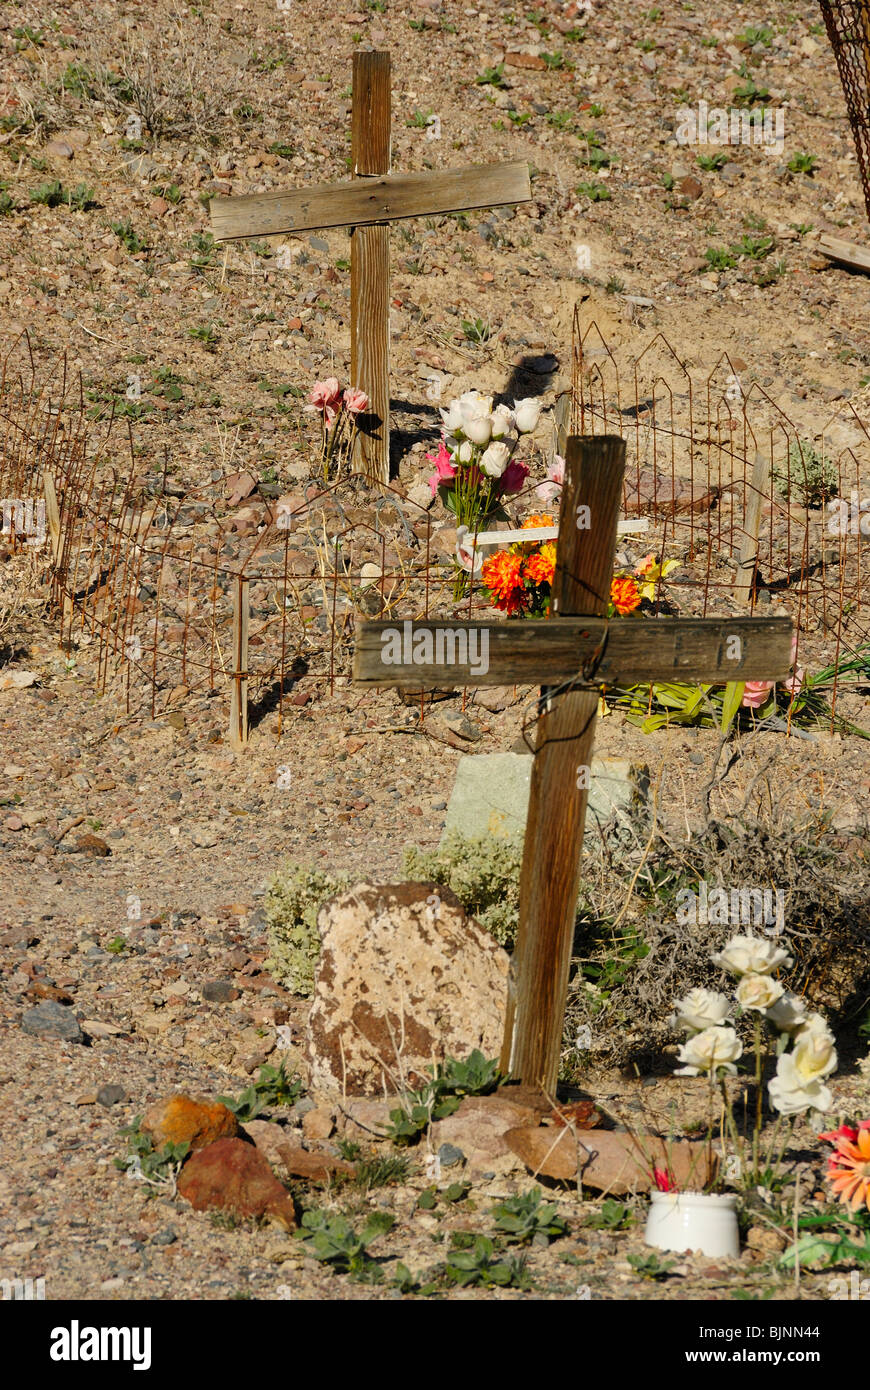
left=0, top=0, right=869, bottom=1303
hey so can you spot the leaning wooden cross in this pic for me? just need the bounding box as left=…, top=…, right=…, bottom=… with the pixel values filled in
left=353, top=436, right=794, bottom=1093
left=209, top=50, right=531, bottom=483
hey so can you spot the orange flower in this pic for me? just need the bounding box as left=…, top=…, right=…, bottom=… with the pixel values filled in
left=823, top=1124, right=870, bottom=1213
left=522, top=513, right=554, bottom=530
left=610, top=575, right=642, bottom=615
left=524, top=541, right=556, bottom=588
left=481, top=549, right=526, bottom=614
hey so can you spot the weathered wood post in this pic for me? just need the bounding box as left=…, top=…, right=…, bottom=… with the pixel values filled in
left=229, top=575, right=249, bottom=750
left=500, top=435, right=626, bottom=1092
left=351, top=50, right=391, bottom=485
left=732, top=451, right=770, bottom=605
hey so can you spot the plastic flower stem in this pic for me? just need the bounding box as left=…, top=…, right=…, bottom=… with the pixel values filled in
left=753, top=1015, right=763, bottom=1180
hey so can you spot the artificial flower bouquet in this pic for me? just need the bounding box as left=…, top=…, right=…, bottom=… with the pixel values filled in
left=306, top=377, right=369, bottom=481
left=427, top=391, right=540, bottom=531
left=479, top=518, right=648, bottom=619
left=659, top=933, right=839, bottom=1191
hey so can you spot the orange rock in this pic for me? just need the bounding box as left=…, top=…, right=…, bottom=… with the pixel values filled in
left=141, top=1094, right=240, bottom=1152
left=177, top=1138, right=296, bottom=1228
left=275, top=1144, right=355, bottom=1182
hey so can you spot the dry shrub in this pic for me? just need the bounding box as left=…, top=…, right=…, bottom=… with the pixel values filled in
left=564, top=789, right=870, bottom=1078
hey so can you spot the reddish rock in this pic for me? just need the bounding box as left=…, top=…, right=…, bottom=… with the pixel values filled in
left=505, top=51, right=547, bottom=69
left=141, top=1094, right=240, bottom=1152
left=430, top=1094, right=541, bottom=1167
left=177, top=1138, right=296, bottom=1228
left=503, top=1125, right=717, bottom=1194
left=148, top=196, right=171, bottom=217
left=75, top=833, right=110, bottom=856
left=679, top=175, right=703, bottom=200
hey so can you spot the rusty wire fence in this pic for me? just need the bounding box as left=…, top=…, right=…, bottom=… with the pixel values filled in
left=2, top=322, right=869, bottom=739
left=819, top=0, right=870, bottom=223
left=570, top=307, right=870, bottom=722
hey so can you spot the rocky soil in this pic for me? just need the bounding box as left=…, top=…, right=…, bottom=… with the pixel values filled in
left=1, top=0, right=869, bottom=1302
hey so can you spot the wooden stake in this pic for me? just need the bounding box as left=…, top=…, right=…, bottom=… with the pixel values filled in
left=500, top=436, right=627, bottom=1091
left=229, top=576, right=249, bottom=750
left=351, top=50, right=391, bottom=485
left=732, top=451, right=770, bottom=605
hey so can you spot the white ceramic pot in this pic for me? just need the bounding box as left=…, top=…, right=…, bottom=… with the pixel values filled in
left=644, top=1191, right=739, bottom=1258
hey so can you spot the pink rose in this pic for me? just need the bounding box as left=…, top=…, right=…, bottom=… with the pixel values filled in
left=308, top=377, right=342, bottom=423
left=741, top=680, right=774, bottom=709
left=426, top=441, right=457, bottom=497
left=342, top=386, right=368, bottom=415
left=498, top=458, right=530, bottom=495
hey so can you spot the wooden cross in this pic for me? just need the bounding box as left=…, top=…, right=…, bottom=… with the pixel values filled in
left=353, top=436, right=794, bottom=1092
left=209, top=51, right=531, bottom=484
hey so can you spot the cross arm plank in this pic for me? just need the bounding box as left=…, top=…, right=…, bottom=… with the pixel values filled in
left=209, top=161, right=532, bottom=241
left=353, top=615, right=794, bottom=688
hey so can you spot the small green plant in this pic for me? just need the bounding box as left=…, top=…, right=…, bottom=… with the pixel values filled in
left=475, top=63, right=507, bottom=88
left=788, top=152, right=818, bottom=176
left=188, top=322, right=219, bottom=349
left=0, top=189, right=14, bottom=216
left=605, top=275, right=625, bottom=295
left=153, top=183, right=182, bottom=204
left=385, top=1050, right=505, bottom=1145
left=490, top=1188, right=570, bottom=1245
left=66, top=183, right=96, bottom=211
left=30, top=180, right=65, bottom=208
left=705, top=245, right=737, bottom=271
left=661, top=172, right=675, bottom=191
left=112, top=219, right=148, bottom=254
left=506, top=109, right=533, bottom=127
left=585, top=1198, right=635, bottom=1231
left=114, top=1117, right=190, bottom=1186
left=60, top=62, right=98, bottom=99
left=546, top=111, right=574, bottom=131
left=268, top=141, right=295, bottom=159
left=637, top=38, right=656, bottom=52
left=541, top=51, right=568, bottom=69
left=405, top=109, right=434, bottom=128
left=733, top=233, right=773, bottom=260
left=264, top=864, right=349, bottom=996
left=627, top=1251, right=676, bottom=1280
left=352, top=1154, right=410, bottom=1191
left=733, top=77, right=770, bottom=106
left=105, top=935, right=127, bottom=954
left=462, top=316, right=492, bottom=345
left=755, top=257, right=786, bottom=288
left=445, top=1235, right=532, bottom=1289
left=697, top=152, right=727, bottom=171
left=217, top=1060, right=302, bottom=1121
left=295, top=1209, right=394, bottom=1282
left=739, top=24, right=773, bottom=46
left=779, top=1211, right=870, bottom=1271
left=575, top=180, right=610, bottom=202
left=337, top=1139, right=362, bottom=1161
left=773, top=438, right=837, bottom=508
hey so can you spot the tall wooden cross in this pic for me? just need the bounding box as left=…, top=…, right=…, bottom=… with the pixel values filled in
left=353, top=436, right=794, bottom=1092
left=209, top=51, right=531, bottom=484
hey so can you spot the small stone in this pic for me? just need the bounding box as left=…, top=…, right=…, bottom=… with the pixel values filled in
left=96, top=1084, right=127, bottom=1108
left=148, top=196, right=171, bottom=217
left=301, top=1106, right=336, bottom=1142
left=151, top=1226, right=177, bottom=1246
left=202, top=979, right=239, bottom=1004
left=745, top=1224, right=787, bottom=1254
left=45, top=139, right=74, bottom=160
left=438, top=1143, right=465, bottom=1166
left=74, top=833, right=110, bottom=856
left=21, top=1000, right=84, bottom=1044
left=679, top=175, right=703, bottom=200
left=275, top=1144, right=355, bottom=1182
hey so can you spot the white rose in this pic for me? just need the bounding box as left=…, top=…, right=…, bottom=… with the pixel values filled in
left=675, top=1025, right=743, bottom=1077
left=490, top=403, right=515, bottom=439
left=736, top=973, right=784, bottom=1012
left=792, top=1027, right=837, bottom=1084
left=456, top=440, right=473, bottom=463
left=440, top=399, right=463, bottom=434
left=711, top=934, right=793, bottom=977
left=668, top=987, right=733, bottom=1035
left=455, top=526, right=483, bottom=575
left=513, top=397, right=542, bottom=434
left=768, top=1052, right=833, bottom=1116
left=795, top=1011, right=835, bottom=1045
left=480, top=441, right=511, bottom=478
left=765, top=991, right=808, bottom=1033
left=460, top=402, right=493, bottom=446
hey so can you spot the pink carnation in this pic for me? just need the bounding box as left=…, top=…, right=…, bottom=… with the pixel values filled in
left=342, top=386, right=368, bottom=416
left=308, top=377, right=342, bottom=424
left=426, top=441, right=457, bottom=497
